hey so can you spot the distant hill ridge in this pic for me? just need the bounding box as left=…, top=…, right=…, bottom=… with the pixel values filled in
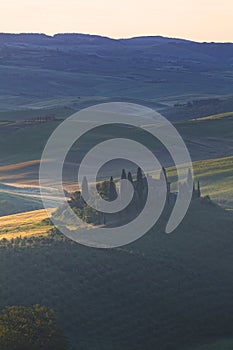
left=0, top=32, right=232, bottom=44
left=0, top=32, right=233, bottom=45
left=0, top=33, right=233, bottom=99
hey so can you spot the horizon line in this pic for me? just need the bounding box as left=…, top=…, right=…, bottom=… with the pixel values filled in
left=0, top=32, right=232, bottom=44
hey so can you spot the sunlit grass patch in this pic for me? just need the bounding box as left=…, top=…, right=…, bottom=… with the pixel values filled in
left=0, top=209, right=54, bottom=240
left=165, top=156, right=233, bottom=208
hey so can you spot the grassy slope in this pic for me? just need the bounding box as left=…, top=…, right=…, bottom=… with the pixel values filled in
left=0, top=200, right=232, bottom=350
left=193, top=156, right=233, bottom=208
left=194, top=111, right=233, bottom=121
left=175, top=114, right=233, bottom=208
left=162, top=97, right=233, bottom=121
left=0, top=108, right=231, bottom=215
left=0, top=192, right=42, bottom=216
left=0, top=110, right=232, bottom=165
left=0, top=209, right=53, bottom=239
left=0, top=96, right=165, bottom=121
left=176, top=114, right=233, bottom=161
left=0, top=108, right=231, bottom=348
left=0, top=62, right=233, bottom=101
left=167, top=156, right=233, bottom=208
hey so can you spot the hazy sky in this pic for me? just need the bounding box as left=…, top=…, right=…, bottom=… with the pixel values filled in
left=1, top=0, right=232, bottom=42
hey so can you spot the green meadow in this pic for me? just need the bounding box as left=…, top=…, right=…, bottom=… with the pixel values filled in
left=0, top=105, right=231, bottom=349
left=0, top=106, right=232, bottom=215
left=167, top=156, right=233, bottom=208
left=0, top=34, right=232, bottom=350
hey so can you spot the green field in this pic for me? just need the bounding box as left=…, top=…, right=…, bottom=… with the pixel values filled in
left=0, top=191, right=42, bottom=216
left=0, top=199, right=231, bottom=350
left=166, top=156, right=233, bottom=208
left=0, top=106, right=231, bottom=349
left=0, top=34, right=233, bottom=350
left=194, top=111, right=233, bottom=121
left=0, top=109, right=232, bottom=215
left=193, top=156, right=233, bottom=208
left=0, top=99, right=232, bottom=163
left=0, top=209, right=53, bottom=239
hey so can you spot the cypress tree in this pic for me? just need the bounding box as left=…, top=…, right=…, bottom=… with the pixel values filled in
left=192, top=182, right=196, bottom=198
left=160, top=167, right=168, bottom=185
left=109, top=176, right=117, bottom=201
left=162, top=167, right=167, bottom=183
left=121, top=169, right=127, bottom=179
left=187, top=168, right=193, bottom=188
left=159, top=169, right=164, bottom=182
left=197, top=181, right=201, bottom=198
left=159, top=167, right=169, bottom=201
left=137, top=167, right=143, bottom=182
left=81, top=176, right=89, bottom=200
left=127, top=172, right=133, bottom=183
left=136, top=167, right=143, bottom=199
left=120, top=169, right=127, bottom=202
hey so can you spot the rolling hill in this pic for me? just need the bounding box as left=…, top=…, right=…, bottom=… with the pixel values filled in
left=0, top=191, right=42, bottom=216
left=0, top=32, right=232, bottom=350
left=0, top=208, right=53, bottom=239
left=167, top=155, right=233, bottom=209
left=0, top=109, right=232, bottom=216
left=0, top=33, right=233, bottom=103
left=0, top=199, right=232, bottom=350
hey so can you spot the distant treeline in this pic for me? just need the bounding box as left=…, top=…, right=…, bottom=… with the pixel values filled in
left=163, top=96, right=233, bottom=121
